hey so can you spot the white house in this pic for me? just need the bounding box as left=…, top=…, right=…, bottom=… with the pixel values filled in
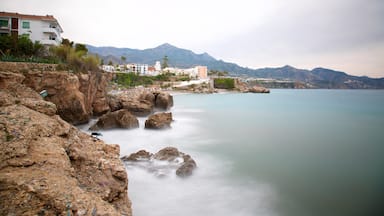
left=0, top=12, right=63, bottom=46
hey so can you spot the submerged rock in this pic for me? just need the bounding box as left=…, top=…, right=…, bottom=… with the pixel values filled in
left=121, top=147, right=197, bottom=178
left=145, top=112, right=173, bottom=129
left=121, top=150, right=153, bottom=161
left=90, top=109, right=139, bottom=130
left=153, top=147, right=180, bottom=161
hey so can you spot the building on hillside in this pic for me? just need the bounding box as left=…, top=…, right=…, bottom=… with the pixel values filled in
left=101, top=65, right=115, bottom=72
left=0, top=12, right=63, bottom=46
left=154, top=61, right=161, bottom=71
left=163, top=65, right=208, bottom=80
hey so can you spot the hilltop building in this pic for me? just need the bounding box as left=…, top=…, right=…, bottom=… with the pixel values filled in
left=0, top=12, right=63, bottom=46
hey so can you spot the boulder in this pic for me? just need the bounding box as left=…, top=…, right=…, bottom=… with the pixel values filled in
left=145, top=112, right=173, bottom=129
left=108, top=95, right=123, bottom=112
left=154, top=92, right=173, bottom=110
left=121, top=150, right=153, bottom=161
left=176, top=155, right=197, bottom=177
left=121, top=147, right=197, bottom=178
left=90, top=109, right=139, bottom=130
left=248, top=86, right=270, bottom=93
left=153, top=147, right=181, bottom=161
left=121, top=99, right=153, bottom=117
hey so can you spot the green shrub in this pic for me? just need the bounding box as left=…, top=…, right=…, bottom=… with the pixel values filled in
left=214, top=78, right=235, bottom=89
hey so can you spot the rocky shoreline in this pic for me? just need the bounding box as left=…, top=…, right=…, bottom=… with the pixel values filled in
left=0, top=62, right=265, bottom=215
left=0, top=62, right=134, bottom=215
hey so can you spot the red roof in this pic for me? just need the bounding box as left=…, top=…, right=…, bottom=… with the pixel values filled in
left=0, top=12, right=58, bottom=22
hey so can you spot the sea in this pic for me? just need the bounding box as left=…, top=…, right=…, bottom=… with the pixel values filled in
left=90, top=89, right=384, bottom=216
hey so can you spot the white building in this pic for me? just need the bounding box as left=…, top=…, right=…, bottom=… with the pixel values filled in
left=101, top=65, right=115, bottom=72
left=154, top=61, right=161, bottom=72
left=0, top=12, right=63, bottom=46
left=163, top=65, right=208, bottom=79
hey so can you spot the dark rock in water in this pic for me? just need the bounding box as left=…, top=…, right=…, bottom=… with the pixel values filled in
left=121, top=150, right=153, bottom=161
left=176, top=155, right=197, bottom=177
left=121, top=147, right=197, bottom=178
left=108, top=95, right=123, bottom=112
left=248, top=86, right=270, bottom=93
left=145, top=112, right=172, bottom=129
left=121, top=99, right=153, bottom=117
left=154, top=92, right=174, bottom=110
left=153, top=147, right=180, bottom=161
left=90, top=109, right=139, bottom=130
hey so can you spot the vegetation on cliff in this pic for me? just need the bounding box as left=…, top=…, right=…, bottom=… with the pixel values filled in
left=0, top=36, right=100, bottom=73
left=214, top=78, right=235, bottom=89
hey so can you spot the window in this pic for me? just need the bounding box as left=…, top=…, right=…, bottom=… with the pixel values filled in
left=22, top=21, right=30, bottom=29
left=0, top=19, right=9, bottom=28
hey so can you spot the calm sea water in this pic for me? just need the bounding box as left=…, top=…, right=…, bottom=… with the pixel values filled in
left=98, top=89, right=384, bottom=216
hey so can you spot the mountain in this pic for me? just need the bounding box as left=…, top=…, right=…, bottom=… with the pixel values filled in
left=87, top=43, right=384, bottom=89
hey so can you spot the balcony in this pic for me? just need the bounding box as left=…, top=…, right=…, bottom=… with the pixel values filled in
left=43, top=27, right=60, bottom=36
left=40, top=38, right=61, bottom=46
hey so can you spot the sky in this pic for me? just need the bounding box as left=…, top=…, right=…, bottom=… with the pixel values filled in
left=2, top=0, right=384, bottom=77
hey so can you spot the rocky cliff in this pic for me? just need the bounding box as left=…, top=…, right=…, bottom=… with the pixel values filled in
left=0, top=62, right=111, bottom=125
left=0, top=64, right=132, bottom=215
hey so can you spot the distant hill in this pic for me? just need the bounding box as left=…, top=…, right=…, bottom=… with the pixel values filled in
left=87, top=43, right=384, bottom=89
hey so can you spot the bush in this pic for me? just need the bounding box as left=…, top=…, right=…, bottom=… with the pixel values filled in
left=214, top=78, right=235, bottom=89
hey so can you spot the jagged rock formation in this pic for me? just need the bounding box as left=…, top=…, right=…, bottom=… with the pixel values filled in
left=0, top=62, right=111, bottom=125
left=89, top=109, right=139, bottom=131
left=121, top=147, right=197, bottom=177
left=145, top=112, right=173, bottom=129
left=0, top=67, right=132, bottom=215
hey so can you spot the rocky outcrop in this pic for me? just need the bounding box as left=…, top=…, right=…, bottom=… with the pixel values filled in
left=121, top=99, right=153, bottom=117
left=121, top=150, right=153, bottom=161
left=248, top=86, right=270, bottom=93
left=90, top=109, right=139, bottom=131
left=0, top=62, right=112, bottom=125
left=121, top=147, right=197, bottom=178
left=145, top=112, right=173, bottom=129
left=0, top=70, right=132, bottom=216
left=154, top=92, right=174, bottom=110
left=139, top=91, right=173, bottom=110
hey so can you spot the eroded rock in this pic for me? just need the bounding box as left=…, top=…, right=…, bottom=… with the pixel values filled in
left=145, top=112, right=173, bottom=129
left=89, top=109, right=139, bottom=131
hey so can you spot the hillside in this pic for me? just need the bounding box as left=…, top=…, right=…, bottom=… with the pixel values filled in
left=87, top=43, right=384, bottom=89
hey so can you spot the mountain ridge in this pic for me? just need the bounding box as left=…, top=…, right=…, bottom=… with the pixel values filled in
left=87, top=43, right=384, bottom=89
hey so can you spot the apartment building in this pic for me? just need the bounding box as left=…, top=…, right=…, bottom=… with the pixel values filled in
left=0, top=12, right=63, bottom=46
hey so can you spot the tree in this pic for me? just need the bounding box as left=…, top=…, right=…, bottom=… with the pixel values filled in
left=61, top=38, right=73, bottom=47
left=161, top=55, right=168, bottom=69
left=75, top=43, right=88, bottom=54
left=121, top=56, right=126, bottom=63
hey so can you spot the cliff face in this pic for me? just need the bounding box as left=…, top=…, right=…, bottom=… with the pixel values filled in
left=0, top=65, right=132, bottom=215
left=0, top=62, right=111, bottom=125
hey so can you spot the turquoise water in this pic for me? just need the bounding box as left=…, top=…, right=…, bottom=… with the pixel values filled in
left=100, top=90, right=384, bottom=216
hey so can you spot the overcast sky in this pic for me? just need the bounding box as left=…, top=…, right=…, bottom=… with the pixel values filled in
left=2, top=0, right=384, bottom=77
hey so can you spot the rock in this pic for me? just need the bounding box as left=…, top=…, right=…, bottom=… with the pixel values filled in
left=121, top=147, right=197, bottom=178
left=90, top=109, right=139, bottom=130
left=154, top=92, right=173, bottom=110
left=108, top=95, right=123, bottom=112
left=153, top=147, right=181, bottom=161
left=0, top=67, right=132, bottom=215
left=139, top=91, right=156, bottom=105
left=121, top=150, right=153, bottom=161
left=145, top=112, right=173, bottom=129
left=121, top=99, right=153, bottom=117
left=248, top=86, right=270, bottom=93
left=0, top=100, right=131, bottom=216
left=176, top=155, right=197, bottom=177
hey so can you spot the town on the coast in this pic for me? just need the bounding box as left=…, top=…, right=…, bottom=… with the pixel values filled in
left=0, top=11, right=270, bottom=93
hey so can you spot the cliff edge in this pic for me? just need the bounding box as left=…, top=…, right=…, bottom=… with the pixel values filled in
left=0, top=64, right=132, bottom=215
